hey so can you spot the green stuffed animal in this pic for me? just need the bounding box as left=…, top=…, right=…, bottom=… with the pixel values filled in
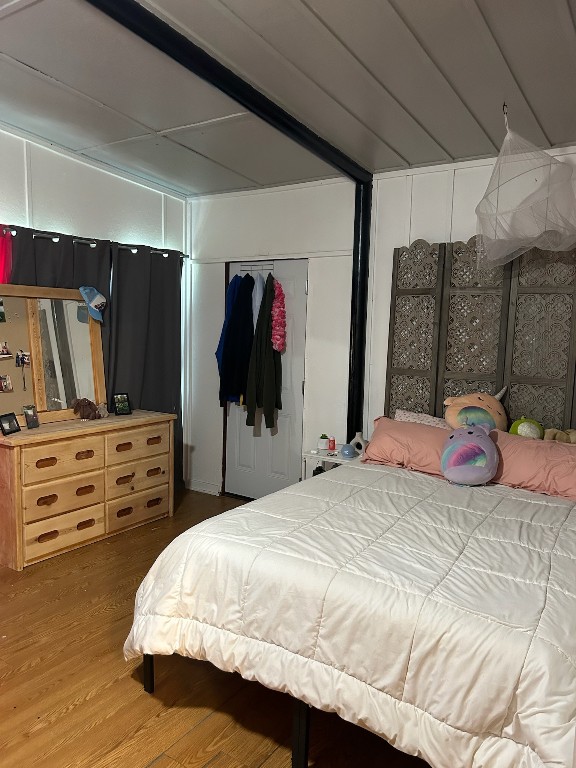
left=509, top=416, right=544, bottom=440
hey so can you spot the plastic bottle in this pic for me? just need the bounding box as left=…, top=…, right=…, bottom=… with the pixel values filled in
left=328, top=436, right=336, bottom=451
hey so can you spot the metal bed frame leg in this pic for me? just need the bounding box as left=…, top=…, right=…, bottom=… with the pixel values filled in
left=143, top=654, right=155, bottom=693
left=292, top=698, right=310, bottom=768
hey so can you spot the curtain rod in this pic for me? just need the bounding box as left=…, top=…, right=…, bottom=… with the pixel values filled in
left=2, top=227, right=188, bottom=258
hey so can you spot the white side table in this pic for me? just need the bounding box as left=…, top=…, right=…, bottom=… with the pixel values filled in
left=301, top=445, right=360, bottom=480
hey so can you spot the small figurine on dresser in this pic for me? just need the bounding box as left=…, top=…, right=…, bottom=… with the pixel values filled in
left=72, top=397, right=101, bottom=421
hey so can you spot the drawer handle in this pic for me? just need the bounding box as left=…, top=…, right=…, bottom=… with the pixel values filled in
left=37, top=494, right=58, bottom=507
left=36, top=457, right=57, bottom=469
left=76, top=449, right=94, bottom=460
left=37, top=530, right=59, bottom=543
left=146, top=497, right=162, bottom=508
left=116, top=442, right=133, bottom=453
left=146, top=467, right=161, bottom=477
left=147, top=436, right=162, bottom=446
left=77, top=518, right=95, bottom=531
left=116, top=506, right=133, bottom=518
left=116, top=473, right=135, bottom=486
left=76, top=485, right=95, bottom=497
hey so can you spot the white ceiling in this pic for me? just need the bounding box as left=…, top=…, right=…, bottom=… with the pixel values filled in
left=0, top=0, right=575, bottom=196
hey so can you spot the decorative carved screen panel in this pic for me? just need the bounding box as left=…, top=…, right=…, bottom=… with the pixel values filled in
left=435, top=237, right=511, bottom=415
left=504, top=249, right=576, bottom=428
left=385, top=240, right=576, bottom=429
left=384, top=240, right=445, bottom=416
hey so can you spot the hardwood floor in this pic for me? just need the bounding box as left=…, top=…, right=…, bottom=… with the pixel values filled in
left=0, top=490, right=429, bottom=768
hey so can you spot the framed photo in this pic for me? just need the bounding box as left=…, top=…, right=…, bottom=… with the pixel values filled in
left=23, top=404, right=39, bottom=429
left=112, top=393, right=132, bottom=416
left=0, top=412, right=21, bottom=436
left=0, top=374, right=13, bottom=393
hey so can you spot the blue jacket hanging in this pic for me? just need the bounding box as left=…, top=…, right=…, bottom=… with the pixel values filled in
left=219, top=273, right=255, bottom=405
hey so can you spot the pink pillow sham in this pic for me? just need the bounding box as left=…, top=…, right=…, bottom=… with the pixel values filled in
left=491, top=430, right=576, bottom=501
left=362, top=417, right=447, bottom=477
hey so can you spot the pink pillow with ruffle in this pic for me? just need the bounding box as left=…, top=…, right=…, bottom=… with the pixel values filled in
left=362, top=416, right=447, bottom=476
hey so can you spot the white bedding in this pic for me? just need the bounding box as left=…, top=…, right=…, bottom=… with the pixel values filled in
left=124, top=463, right=576, bottom=768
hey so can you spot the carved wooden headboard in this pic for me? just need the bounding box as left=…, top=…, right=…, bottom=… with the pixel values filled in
left=384, top=237, right=576, bottom=430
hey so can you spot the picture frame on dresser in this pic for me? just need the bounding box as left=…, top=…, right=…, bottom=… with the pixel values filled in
left=0, top=411, right=20, bottom=435
left=112, top=392, right=132, bottom=415
left=23, top=404, right=39, bottom=429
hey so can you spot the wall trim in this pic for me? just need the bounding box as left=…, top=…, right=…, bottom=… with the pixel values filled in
left=188, top=480, right=222, bottom=496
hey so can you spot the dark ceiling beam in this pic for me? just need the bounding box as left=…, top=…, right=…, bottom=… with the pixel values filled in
left=84, top=0, right=371, bottom=184
left=85, top=0, right=373, bottom=441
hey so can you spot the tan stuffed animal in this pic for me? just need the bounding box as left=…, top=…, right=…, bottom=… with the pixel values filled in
left=544, top=428, right=576, bottom=444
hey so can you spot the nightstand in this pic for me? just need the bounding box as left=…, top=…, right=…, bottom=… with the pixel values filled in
left=301, top=445, right=360, bottom=480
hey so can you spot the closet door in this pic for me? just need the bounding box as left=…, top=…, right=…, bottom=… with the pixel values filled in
left=384, top=240, right=445, bottom=416
left=225, top=259, right=308, bottom=498
left=435, top=237, right=511, bottom=414
left=504, top=248, right=576, bottom=429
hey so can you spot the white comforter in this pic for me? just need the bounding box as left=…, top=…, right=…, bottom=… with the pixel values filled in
left=124, top=463, right=576, bottom=768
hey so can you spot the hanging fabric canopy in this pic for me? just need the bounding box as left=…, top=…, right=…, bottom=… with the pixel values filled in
left=475, top=129, right=576, bottom=267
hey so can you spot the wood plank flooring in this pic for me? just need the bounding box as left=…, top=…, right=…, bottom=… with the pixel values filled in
left=0, top=490, right=429, bottom=768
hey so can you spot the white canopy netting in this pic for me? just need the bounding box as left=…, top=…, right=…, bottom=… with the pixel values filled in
left=475, top=127, right=576, bottom=268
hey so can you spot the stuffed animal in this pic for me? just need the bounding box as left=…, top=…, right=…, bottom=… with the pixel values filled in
left=441, top=425, right=499, bottom=486
left=72, top=397, right=101, bottom=421
left=509, top=416, right=544, bottom=439
left=444, top=387, right=508, bottom=432
left=544, top=428, right=576, bottom=444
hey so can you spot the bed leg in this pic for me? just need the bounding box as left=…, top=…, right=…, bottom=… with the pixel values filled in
left=292, top=698, right=310, bottom=768
left=143, top=654, right=155, bottom=693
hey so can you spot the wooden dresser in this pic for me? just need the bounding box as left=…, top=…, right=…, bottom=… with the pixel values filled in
left=0, top=410, right=175, bottom=570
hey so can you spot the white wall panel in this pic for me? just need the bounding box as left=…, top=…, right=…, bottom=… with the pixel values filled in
left=191, top=180, right=354, bottom=262
left=28, top=144, right=167, bottom=244
left=303, top=255, right=352, bottom=452
left=0, top=130, right=27, bottom=226
left=450, top=164, right=494, bottom=243
left=364, top=175, right=411, bottom=436
left=409, top=170, right=453, bottom=244
left=164, top=195, right=185, bottom=252
left=186, top=261, right=226, bottom=494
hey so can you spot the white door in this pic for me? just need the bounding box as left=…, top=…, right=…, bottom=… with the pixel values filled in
left=225, top=259, right=308, bottom=498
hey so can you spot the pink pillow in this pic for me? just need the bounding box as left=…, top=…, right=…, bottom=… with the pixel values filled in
left=362, top=416, right=447, bottom=476
left=491, top=430, right=576, bottom=500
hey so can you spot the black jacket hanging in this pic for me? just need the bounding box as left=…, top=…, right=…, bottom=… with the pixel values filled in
left=219, top=273, right=255, bottom=405
left=246, top=273, right=282, bottom=429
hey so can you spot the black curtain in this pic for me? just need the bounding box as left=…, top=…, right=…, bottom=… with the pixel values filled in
left=107, top=244, right=183, bottom=486
left=9, top=228, right=183, bottom=485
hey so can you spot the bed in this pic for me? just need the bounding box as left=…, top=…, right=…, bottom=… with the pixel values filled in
left=124, top=460, right=576, bottom=768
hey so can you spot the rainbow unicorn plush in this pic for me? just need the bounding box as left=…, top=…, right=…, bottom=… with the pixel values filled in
left=441, top=424, right=499, bottom=486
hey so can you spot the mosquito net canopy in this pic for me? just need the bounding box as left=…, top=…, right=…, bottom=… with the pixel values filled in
left=475, top=129, right=576, bottom=267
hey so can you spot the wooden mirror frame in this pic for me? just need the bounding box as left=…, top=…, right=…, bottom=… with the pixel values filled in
left=0, top=284, right=106, bottom=424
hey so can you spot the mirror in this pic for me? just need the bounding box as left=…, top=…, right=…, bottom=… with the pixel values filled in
left=37, top=298, right=95, bottom=410
left=0, top=285, right=105, bottom=423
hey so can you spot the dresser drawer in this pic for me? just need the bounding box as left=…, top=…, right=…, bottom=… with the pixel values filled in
left=22, top=435, right=105, bottom=485
left=105, top=423, right=170, bottom=466
left=23, top=470, right=105, bottom=523
left=24, top=504, right=105, bottom=563
left=106, top=485, right=170, bottom=533
left=106, top=454, right=170, bottom=500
